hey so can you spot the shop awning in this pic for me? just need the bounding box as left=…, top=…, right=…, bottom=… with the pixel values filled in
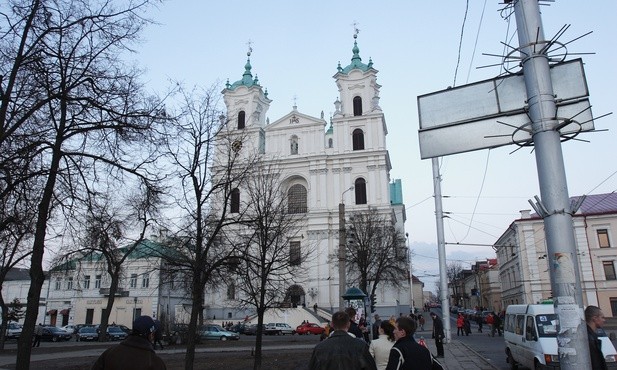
left=59, top=309, right=70, bottom=315
left=47, top=309, right=57, bottom=315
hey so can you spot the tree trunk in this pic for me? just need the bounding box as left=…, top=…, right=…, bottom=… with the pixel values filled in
left=98, top=270, right=120, bottom=342
left=184, top=278, right=203, bottom=370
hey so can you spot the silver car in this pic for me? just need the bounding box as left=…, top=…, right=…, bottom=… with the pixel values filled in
left=199, top=325, right=240, bottom=341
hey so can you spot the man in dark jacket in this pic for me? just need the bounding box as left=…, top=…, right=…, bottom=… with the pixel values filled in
left=585, top=305, right=608, bottom=370
left=92, top=315, right=166, bottom=370
left=372, top=314, right=382, bottom=340
left=430, top=312, right=445, bottom=357
left=386, top=316, right=431, bottom=370
left=309, top=311, right=377, bottom=370
left=345, top=307, right=365, bottom=340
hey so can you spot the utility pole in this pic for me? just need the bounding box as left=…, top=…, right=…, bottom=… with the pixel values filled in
left=339, top=186, right=354, bottom=310
left=432, top=158, right=451, bottom=342
left=512, top=0, right=590, bottom=367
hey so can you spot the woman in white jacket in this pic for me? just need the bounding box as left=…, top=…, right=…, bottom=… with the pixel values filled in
left=369, top=320, right=396, bottom=370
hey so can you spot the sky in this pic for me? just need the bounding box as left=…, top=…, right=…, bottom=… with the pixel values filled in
left=134, top=1, right=617, bottom=291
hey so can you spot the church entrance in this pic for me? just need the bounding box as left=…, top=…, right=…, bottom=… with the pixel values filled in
left=285, top=285, right=305, bottom=307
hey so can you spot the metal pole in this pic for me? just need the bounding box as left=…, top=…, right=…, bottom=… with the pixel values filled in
left=338, top=202, right=346, bottom=311
left=512, top=1, right=589, bottom=368
left=432, top=157, right=451, bottom=342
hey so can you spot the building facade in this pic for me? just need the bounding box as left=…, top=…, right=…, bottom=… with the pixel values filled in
left=205, top=36, right=412, bottom=319
left=495, top=193, right=617, bottom=316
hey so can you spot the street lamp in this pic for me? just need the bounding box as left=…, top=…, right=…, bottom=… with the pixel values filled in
left=339, top=186, right=354, bottom=310
left=133, top=297, right=138, bottom=322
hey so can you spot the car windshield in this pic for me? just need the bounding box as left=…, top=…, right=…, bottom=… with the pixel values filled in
left=48, top=327, right=63, bottom=332
left=535, top=314, right=559, bottom=337
left=81, top=327, right=96, bottom=333
left=108, top=327, right=123, bottom=333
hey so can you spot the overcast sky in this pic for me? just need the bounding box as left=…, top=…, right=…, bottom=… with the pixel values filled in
left=135, top=1, right=617, bottom=291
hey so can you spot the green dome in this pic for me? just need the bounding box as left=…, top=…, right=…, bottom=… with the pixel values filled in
left=226, top=52, right=261, bottom=91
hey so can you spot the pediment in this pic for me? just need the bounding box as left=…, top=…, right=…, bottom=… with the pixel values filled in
left=267, top=110, right=326, bottom=131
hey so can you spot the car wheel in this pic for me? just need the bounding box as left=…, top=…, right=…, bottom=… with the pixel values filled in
left=220, top=336, right=228, bottom=341
left=52, top=336, right=58, bottom=342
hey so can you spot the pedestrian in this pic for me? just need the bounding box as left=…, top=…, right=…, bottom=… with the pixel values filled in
left=308, top=311, right=377, bottom=370
left=385, top=316, right=432, bottom=370
left=32, top=323, right=43, bottom=347
left=153, top=319, right=165, bottom=350
left=476, top=315, right=483, bottom=333
left=456, top=313, right=464, bottom=336
left=418, top=314, right=425, bottom=331
left=464, top=315, right=471, bottom=336
left=493, top=312, right=502, bottom=336
left=487, top=312, right=495, bottom=337
left=372, top=314, right=382, bottom=340
left=346, top=307, right=365, bottom=340
left=91, top=315, right=166, bottom=370
left=585, top=305, right=608, bottom=370
left=369, top=321, right=395, bottom=370
left=430, top=312, right=445, bottom=358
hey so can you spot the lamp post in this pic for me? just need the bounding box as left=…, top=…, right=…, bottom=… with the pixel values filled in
left=339, top=186, right=354, bottom=310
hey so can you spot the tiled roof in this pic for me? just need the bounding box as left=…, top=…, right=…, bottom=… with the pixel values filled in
left=573, top=192, right=617, bottom=215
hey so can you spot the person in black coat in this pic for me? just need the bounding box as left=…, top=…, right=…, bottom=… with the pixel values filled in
left=385, top=316, right=432, bottom=370
left=308, top=311, right=377, bottom=370
left=585, top=305, right=608, bottom=370
left=430, top=312, right=445, bottom=357
left=346, top=307, right=365, bottom=340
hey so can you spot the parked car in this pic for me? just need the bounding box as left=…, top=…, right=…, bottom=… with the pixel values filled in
left=264, top=323, right=295, bottom=335
left=295, top=322, right=324, bottom=335
left=61, top=324, right=78, bottom=334
left=41, top=326, right=72, bottom=342
left=6, top=322, right=22, bottom=339
left=199, top=325, right=240, bottom=341
left=107, top=326, right=128, bottom=341
left=243, top=324, right=258, bottom=335
left=76, top=326, right=99, bottom=341
left=117, top=325, right=131, bottom=334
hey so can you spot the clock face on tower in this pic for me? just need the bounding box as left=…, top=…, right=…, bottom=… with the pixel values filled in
left=232, top=140, right=243, bottom=153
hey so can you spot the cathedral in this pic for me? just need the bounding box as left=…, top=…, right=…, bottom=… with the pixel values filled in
left=204, top=34, right=412, bottom=319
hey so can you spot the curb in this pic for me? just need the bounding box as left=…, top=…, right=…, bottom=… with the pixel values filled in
left=452, top=339, right=501, bottom=370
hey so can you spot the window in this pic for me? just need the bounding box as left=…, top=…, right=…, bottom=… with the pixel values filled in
left=610, top=298, right=617, bottom=317
left=290, top=135, right=298, bottom=155
left=352, top=129, right=364, bottom=150
left=130, top=274, right=137, bottom=288
left=55, top=279, right=61, bottom=290
left=603, top=261, right=617, bottom=280
left=353, top=96, right=362, bottom=116
left=354, top=178, right=367, bottom=205
left=83, top=275, right=90, bottom=289
left=290, top=241, right=301, bottom=266
left=237, top=111, right=245, bottom=129
left=66, top=277, right=73, bottom=290
left=142, top=273, right=150, bottom=288
left=598, top=229, right=611, bottom=248
left=227, top=283, right=235, bottom=300
left=287, top=184, right=307, bottom=213
left=95, top=275, right=101, bottom=289
left=230, top=188, right=240, bottom=213
left=328, top=138, right=333, bottom=148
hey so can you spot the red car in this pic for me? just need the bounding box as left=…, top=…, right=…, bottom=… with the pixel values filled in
left=295, top=323, right=325, bottom=335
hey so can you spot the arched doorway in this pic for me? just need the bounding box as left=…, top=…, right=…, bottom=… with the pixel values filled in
left=285, top=285, right=305, bottom=307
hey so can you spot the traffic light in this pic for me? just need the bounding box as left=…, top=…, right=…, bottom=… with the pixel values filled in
left=370, top=293, right=377, bottom=312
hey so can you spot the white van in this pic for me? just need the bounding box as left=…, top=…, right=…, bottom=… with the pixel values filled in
left=504, top=304, right=617, bottom=369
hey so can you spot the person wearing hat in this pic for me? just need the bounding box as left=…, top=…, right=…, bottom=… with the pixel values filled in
left=92, top=315, right=166, bottom=370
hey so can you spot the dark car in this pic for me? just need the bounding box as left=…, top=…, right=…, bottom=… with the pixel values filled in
left=117, top=325, right=131, bottom=334
left=42, top=326, right=72, bottom=342
left=77, top=326, right=99, bottom=341
left=243, top=324, right=258, bottom=335
left=295, top=323, right=324, bottom=335
left=107, top=326, right=128, bottom=341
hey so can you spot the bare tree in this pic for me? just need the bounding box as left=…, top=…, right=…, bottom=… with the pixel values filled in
left=344, top=207, right=408, bottom=313
left=157, top=84, right=254, bottom=370
left=447, top=261, right=464, bottom=307
left=230, top=161, right=307, bottom=370
left=0, top=1, right=165, bottom=367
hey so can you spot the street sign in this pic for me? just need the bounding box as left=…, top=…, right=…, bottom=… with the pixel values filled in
left=417, top=59, right=593, bottom=159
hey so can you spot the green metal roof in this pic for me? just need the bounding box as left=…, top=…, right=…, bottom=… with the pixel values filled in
left=226, top=53, right=261, bottom=91
left=337, top=39, right=374, bottom=75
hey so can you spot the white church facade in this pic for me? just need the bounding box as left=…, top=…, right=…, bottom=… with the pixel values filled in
left=203, top=36, right=413, bottom=320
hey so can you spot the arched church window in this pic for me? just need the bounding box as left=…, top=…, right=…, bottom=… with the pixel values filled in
left=290, top=135, right=299, bottom=155
left=353, top=96, right=363, bottom=116
left=352, top=129, right=365, bottom=150
left=354, top=178, right=367, bottom=205
left=230, top=188, right=240, bottom=213
left=237, top=111, right=245, bottom=129
left=287, top=184, right=307, bottom=213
